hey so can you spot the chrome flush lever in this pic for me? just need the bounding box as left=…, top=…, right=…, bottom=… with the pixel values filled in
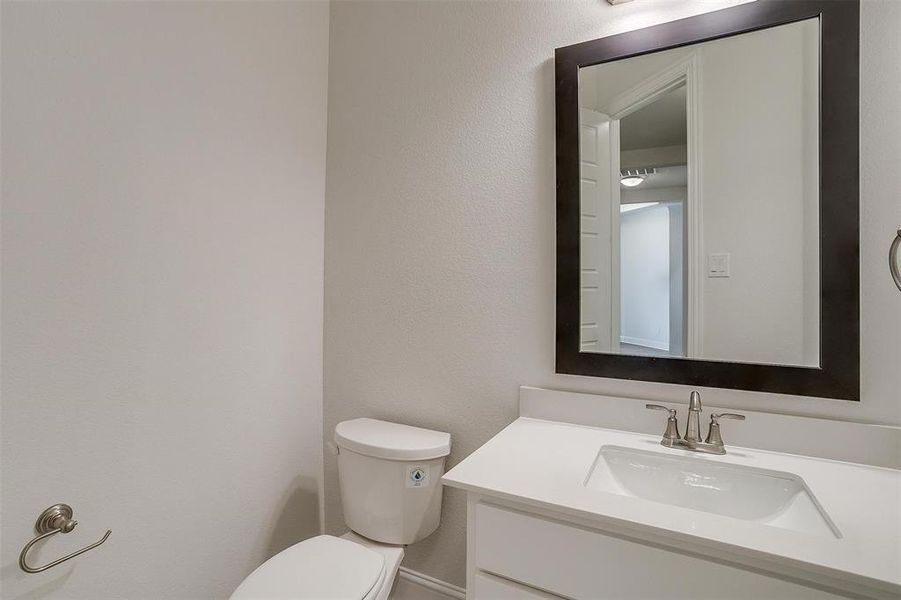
left=645, top=404, right=680, bottom=447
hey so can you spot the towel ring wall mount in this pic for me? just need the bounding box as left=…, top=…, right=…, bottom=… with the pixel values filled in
left=18, top=504, right=111, bottom=574
left=890, top=229, right=901, bottom=292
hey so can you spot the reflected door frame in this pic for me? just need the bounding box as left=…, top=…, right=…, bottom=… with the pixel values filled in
left=579, top=108, right=619, bottom=353
left=607, top=54, right=701, bottom=358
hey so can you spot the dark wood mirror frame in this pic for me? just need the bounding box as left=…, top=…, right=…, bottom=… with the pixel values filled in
left=555, top=0, right=859, bottom=400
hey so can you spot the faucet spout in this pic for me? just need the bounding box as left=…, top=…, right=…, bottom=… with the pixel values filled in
left=684, top=391, right=703, bottom=443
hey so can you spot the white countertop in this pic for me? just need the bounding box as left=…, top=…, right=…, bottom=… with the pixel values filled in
left=443, top=417, right=901, bottom=599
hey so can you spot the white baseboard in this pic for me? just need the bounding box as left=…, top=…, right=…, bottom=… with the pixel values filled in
left=392, top=566, right=466, bottom=600
left=620, top=335, right=669, bottom=351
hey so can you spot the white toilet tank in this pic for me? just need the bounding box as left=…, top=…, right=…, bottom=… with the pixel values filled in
left=335, top=418, right=451, bottom=545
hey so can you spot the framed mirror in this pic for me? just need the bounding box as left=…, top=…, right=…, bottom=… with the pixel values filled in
left=555, top=0, right=859, bottom=400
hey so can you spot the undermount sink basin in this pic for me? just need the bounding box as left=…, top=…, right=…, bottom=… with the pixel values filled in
left=586, top=445, right=840, bottom=538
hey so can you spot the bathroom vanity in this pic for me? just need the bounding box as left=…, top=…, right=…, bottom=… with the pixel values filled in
left=442, top=389, right=901, bottom=600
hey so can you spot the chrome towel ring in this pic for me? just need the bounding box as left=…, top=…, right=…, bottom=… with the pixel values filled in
left=891, top=229, right=901, bottom=293
left=18, top=504, right=111, bottom=574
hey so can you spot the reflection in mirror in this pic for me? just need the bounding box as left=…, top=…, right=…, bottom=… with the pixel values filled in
left=578, top=18, right=820, bottom=368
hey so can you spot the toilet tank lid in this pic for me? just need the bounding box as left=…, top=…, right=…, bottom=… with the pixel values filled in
left=335, top=418, right=451, bottom=461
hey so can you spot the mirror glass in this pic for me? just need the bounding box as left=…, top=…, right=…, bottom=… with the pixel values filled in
left=578, top=18, right=820, bottom=367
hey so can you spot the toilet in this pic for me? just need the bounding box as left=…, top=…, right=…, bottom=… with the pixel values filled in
left=231, top=418, right=451, bottom=600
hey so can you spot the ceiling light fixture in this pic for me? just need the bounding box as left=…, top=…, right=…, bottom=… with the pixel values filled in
left=620, top=167, right=656, bottom=188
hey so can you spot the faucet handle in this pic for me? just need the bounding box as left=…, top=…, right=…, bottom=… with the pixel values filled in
left=705, top=412, right=746, bottom=447
left=646, top=404, right=680, bottom=445
left=711, top=412, right=746, bottom=423
left=646, top=403, right=676, bottom=417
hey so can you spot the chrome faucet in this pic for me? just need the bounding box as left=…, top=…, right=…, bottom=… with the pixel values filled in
left=646, top=391, right=745, bottom=455
left=684, top=391, right=703, bottom=443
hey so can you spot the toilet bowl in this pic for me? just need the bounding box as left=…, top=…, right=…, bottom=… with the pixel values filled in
left=230, top=419, right=451, bottom=600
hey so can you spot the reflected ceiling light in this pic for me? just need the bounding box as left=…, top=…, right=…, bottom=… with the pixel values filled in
left=620, top=167, right=655, bottom=188
left=620, top=202, right=658, bottom=213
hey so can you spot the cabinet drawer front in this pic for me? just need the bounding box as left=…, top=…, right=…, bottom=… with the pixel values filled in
left=473, top=502, right=842, bottom=600
left=473, top=572, right=564, bottom=600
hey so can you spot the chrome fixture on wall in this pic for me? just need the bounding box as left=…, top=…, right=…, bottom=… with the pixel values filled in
left=18, top=504, right=111, bottom=573
left=890, top=229, right=901, bottom=292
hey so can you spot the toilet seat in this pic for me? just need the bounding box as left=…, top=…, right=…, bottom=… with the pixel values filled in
left=230, top=535, right=385, bottom=600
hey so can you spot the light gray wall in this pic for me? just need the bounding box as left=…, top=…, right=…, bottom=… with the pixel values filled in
left=620, top=205, right=672, bottom=350
left=0, top=2, right=328, bottom=598
left=698, top=19, right=818, bottom=366
left=324, top=0, right=901, bottom=589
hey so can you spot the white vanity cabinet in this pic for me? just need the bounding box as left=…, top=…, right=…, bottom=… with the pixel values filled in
left=466, top=496, right=845, bottom=600
left=441, top=403, right=901, bottom=600
left=444, top=398, right=900, bottom=600
left=465, top=495, right=849, bottom=600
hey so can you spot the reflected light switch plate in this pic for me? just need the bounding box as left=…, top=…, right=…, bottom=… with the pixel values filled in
left=708, top=253, right=731, bottom=277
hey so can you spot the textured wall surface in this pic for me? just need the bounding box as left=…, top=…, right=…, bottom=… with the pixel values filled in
left=323, top=0, right=901, bottom=588
left=1, top=2, right=328, bottom=598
